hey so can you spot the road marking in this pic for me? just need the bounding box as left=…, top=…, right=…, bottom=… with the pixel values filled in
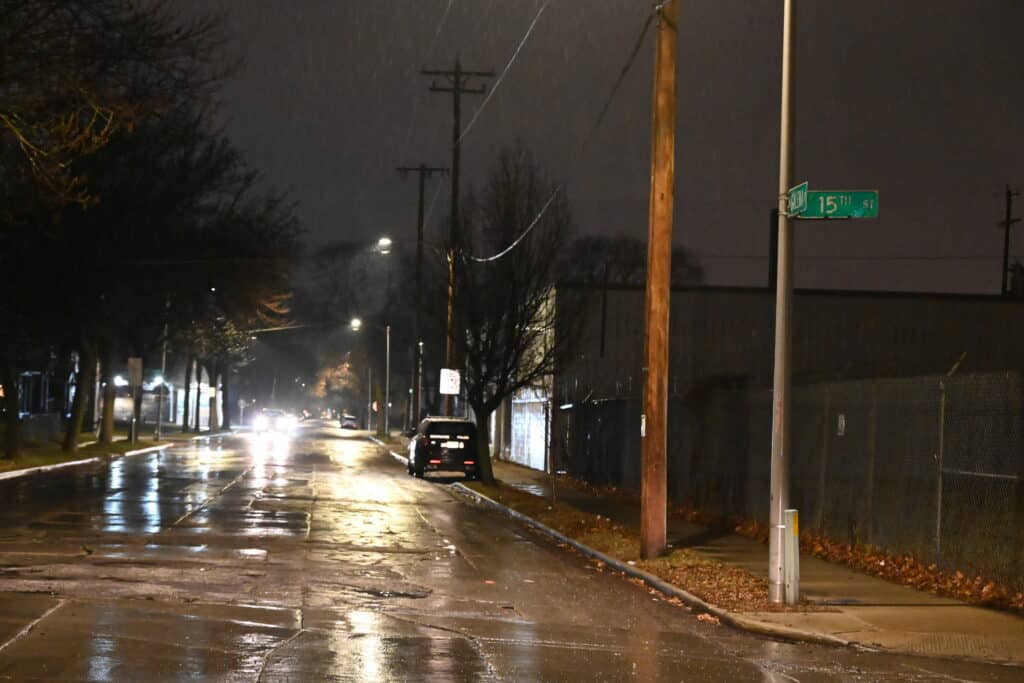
left=168, top=465, right=254, bottom=530
left=255, top=628, right=306, bottom=682
left=0, top=598, right=66, bottom=655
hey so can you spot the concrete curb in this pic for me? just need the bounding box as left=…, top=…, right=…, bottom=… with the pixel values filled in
left=117, top=443, right=173, bottom=459
left=449, top=481, right=859, bottom=651
left=369, top=437, right=407, bottom=465
left=0, top=457, right=102, bottom=482
left=189, top=430, right=235, bottom=441
left=0, top=442, right=173, bottom=482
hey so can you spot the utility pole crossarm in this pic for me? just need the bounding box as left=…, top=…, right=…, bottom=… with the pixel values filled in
left=421, top=68, right=496, bottom=78
left=427, top=83, right=488, bottom=95
left=396, top=165, right=449, bottom=176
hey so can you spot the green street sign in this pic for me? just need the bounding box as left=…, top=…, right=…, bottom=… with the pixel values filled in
left=801, top=190, right=879, bottom=219
left=786, top=181, right=808, bottom=216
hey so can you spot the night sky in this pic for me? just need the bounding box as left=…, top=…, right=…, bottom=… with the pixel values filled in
left=185, top=1, right=1024, bottom=294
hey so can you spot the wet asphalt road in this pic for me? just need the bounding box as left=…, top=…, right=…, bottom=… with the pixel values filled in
left=0, top=422, right=1019, bottom=681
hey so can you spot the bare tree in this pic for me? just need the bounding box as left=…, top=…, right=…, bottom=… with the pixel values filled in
left=0, top=0, right=225, bottom=205
left=456, top=143, right=577, bottom=484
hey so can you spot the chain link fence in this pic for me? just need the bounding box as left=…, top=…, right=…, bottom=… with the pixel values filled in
left=562, top=371, right=1024, bottom=590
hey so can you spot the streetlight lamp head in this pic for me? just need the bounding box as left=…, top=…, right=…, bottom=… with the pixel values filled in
left=350, top=317, right=362, bottom=331
left=377, top=237, right=392, bottom=254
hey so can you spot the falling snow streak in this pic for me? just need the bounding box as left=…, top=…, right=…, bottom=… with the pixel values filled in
left=426, top=0, right=456, bottom=60
left=399, top=0, right=459, bottom=163
left=423, top=171, right=448, bottom=226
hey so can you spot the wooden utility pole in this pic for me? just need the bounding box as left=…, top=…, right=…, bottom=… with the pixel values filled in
left=422, top=58, right=494, bottom=416
left=640, top=0, right=678, bottom=560
left=397, top=164, right=448, bottom=426
left=1000, top=184, right=1020, bottom=296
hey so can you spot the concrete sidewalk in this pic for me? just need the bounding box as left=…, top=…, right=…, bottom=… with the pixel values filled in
left=485, top=458, right=1024, bottom=666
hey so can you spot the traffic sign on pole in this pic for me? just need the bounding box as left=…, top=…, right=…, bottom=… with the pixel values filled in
left=800, top=190, right=879, bottom=219
left=439, top=368, right=460, bottom=395
left=786, top=181, right=808, bottom=216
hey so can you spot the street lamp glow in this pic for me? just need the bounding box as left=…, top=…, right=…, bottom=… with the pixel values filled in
left=153, top=375, right=164, bottom=387
left=376, top=237, right=392, bottom=254
left=350, top=317, right=363, bottom=331
left=113, top=375, right=129, bottom=387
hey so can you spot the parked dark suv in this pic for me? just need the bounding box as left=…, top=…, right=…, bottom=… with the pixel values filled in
left=407, top=417, right=478, bottom=479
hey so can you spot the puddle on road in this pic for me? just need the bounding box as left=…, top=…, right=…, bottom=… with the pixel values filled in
left=351, top=586, right=432, bottom=599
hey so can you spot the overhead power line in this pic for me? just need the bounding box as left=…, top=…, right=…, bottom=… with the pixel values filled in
left=458, top=0, right=552, bottom=144
left=470, top=189, right=561, bottom=263
left=469, top=4, right=657, bottom=263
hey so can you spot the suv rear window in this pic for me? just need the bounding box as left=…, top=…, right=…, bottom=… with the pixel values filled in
left=426, top=422, right=475, bottom=439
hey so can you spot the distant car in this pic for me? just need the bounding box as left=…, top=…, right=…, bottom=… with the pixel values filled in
left=253, top=409, right=298, bottom=434
left=407, top=417, right=478, bottom=479
left=339, top=414, right=359, bottom=430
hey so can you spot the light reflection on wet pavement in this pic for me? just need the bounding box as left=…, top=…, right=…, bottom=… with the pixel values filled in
left=0, top=421, right=1019, bottom=681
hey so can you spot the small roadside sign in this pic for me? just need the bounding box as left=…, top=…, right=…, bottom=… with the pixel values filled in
left=786, top=181, right=808, bottom=216
left=439, top=368, right=461, bottom=396
left=801, top=190, right=879, bottom=219
left=128, top=357, right=143, bottom=388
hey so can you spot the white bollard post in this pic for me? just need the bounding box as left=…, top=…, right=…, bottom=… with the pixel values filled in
left=784, top=508, right=800, bottom=604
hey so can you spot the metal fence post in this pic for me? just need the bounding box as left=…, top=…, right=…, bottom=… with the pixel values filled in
left=935, top=380, right=946, bottom=560
left=816, top=386, right=831, bottom=531
left=865, top=389, right=877, bottom=545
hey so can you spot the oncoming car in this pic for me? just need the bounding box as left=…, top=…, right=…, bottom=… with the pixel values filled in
left=253, top=409, right=298, bottom=434
left=407, top=417, right=478, bottom=479
left=339, top=414, right=359, bottom=430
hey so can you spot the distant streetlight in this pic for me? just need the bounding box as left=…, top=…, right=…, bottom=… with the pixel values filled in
left=376, top=237, right=393, bottom=254
left=350, top=317, right=391, bottom=435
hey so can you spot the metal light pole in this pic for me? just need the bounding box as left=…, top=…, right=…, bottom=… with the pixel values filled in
left=416, top=341, right=424, bottom=425
left=385, top=323, right=391, bottom=435
left=768, top=0, right=796, bottom=605
left=154, top=327, right=168, bottom=441
left=353, top=316, right=391, bottom=434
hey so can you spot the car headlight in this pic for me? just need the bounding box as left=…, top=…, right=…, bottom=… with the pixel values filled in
left=254, top=416, right=269, bottom=431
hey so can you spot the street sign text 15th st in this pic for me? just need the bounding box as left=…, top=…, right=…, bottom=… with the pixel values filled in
left=801, top=190, right=879, bottom=219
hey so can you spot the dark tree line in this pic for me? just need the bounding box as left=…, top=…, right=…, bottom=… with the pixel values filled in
left=0, top=0, right=298, bottom=457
